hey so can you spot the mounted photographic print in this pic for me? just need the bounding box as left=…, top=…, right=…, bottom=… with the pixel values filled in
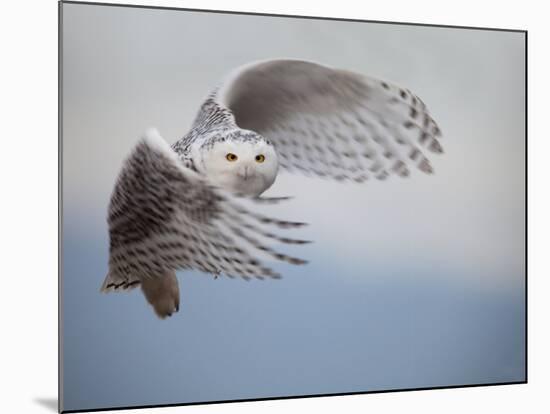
left=59, top=1, right=527, bottom=412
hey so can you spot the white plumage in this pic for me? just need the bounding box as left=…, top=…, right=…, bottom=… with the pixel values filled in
left=101, top=59, right=443, bottom=318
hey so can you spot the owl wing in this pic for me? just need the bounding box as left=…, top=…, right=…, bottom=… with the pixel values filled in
left=101, top=128, right=308, bottom=292
left=209, top=59, right=443, bottom=182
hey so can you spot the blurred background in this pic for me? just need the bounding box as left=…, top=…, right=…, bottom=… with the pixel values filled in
left=61, top=2, right=525, bottom=411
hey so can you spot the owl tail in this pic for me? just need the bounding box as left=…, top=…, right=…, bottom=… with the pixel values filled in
left=140, top=270, right=180, bottom=319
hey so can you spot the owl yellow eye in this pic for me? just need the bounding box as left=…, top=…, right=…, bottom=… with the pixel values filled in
left=255, top=154, right=265, bottom=163
left=226, top=153, right=238, bottom=162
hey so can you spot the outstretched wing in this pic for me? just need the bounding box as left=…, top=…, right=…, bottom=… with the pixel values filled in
left=101, top=129, right=308, bottom=292
left=209, top=59, right=443, bottom=182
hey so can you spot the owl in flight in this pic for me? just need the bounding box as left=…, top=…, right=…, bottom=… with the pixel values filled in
left=101, top=59, right=443, bottom=318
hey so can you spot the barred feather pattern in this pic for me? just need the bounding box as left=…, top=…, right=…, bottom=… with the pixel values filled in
left=101, top=129, right=309, bottom=292
left=216, top=59, right=443, bottom=182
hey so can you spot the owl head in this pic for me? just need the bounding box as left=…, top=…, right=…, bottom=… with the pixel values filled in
left=195, top=129, right=279, bottom=197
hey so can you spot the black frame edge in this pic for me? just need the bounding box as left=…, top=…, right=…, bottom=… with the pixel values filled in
left=59, top=0, right=527, bottom=33
left=61, top=381, right=527, bottom=414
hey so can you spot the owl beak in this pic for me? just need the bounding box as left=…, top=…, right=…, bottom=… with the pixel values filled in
left=241, top=165, right=251, bottom=180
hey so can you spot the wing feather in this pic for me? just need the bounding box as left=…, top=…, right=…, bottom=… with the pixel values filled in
left=102, top=129, right=307, bottom=291
left=210, top=59, right=443, bottom=182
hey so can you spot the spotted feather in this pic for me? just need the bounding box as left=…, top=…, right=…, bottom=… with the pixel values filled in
left=212, top=59, right=443, bottom=182
left=101, top=129, right=308, bottom=302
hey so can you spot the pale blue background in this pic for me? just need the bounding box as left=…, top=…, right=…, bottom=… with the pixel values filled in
left=61, top=3, right=525, bottom=412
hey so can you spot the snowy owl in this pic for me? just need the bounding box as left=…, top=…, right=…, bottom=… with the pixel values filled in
left=101, top=59, right=443, bottom=318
